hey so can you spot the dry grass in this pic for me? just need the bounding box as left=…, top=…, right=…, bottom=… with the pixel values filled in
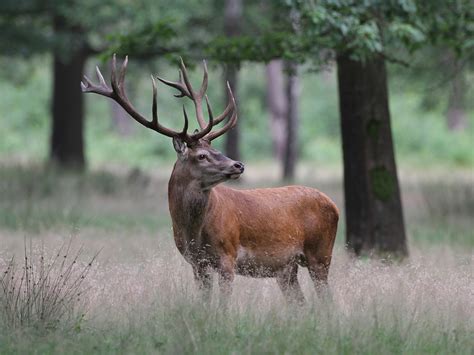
left=0, top=238, right=98, bottom=332
left=0, top=230, right=472, bottom=354
left=0, top=163, right=472, bottom=353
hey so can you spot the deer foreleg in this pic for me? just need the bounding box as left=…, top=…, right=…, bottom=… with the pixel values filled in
left=217, top=256, right=235, bottom=300
left=276, top=263, right=305, bottom=305
left=193, top=265, right=212, bottom=299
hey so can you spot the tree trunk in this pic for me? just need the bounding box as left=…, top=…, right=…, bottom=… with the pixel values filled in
left=446, top=55, right=468, bottom=131
left=336, top=54, right=408, bottom=258
left=50, top=16, right=87, bottom=169
left=266, top=60, right=287, bottom=161
left=223, top=0, right=242, bottom=161
left=283, top=61, right=299, bottom=181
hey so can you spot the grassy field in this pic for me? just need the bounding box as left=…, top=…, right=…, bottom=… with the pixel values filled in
left=0, top=163, right=472, bottom=354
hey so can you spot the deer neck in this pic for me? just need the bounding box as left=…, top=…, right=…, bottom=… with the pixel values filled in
left=168, top=163, right=213, bottom=242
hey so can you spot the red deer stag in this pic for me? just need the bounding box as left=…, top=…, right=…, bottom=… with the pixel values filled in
left=81, top=55, right=339, bottom=303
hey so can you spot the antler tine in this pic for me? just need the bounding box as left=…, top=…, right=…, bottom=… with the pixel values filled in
left=205, top=81, right=238, bottom=141
left=80, top=74, right=94, bottom=91
left=110, top=53, right=119, bottom=94
left=95, top=66, right=107, bottom=87
left=81, top=71, right=112, bottom=96
left=148, top=75, right=189, bottom=138
left=119, top=55, right=129, bottom=89
left=179, top=57, right=195, bottom=99
left=181, top=106, right=189, bottom=136
left=204, top=95, right=213, bottom=121
left=156, top=70, right=191, bottom=98
left=211, top=83, right=235, bottom=125
left=190, top=101, right=214, bottom=141
left=202, top=94, right=231, bottom=127
left=151, top=75, right=158, bottom=126
left=199, top=60, right=208, bottom=97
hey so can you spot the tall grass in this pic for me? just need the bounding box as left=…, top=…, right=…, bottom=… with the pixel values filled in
left=0, top=239, right=98, bottom=331
left=2, top=241, right=471, bottom=354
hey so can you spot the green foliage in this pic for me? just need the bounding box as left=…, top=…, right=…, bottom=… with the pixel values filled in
left=103, top=20, right=178, bottom=60
left=205, top=0, right=428, bottom=65
left=204, top=0, right=473, bottom=67
left=0, top=0, right=209, bottom=61
left=418, top=0, right=474, bottom=55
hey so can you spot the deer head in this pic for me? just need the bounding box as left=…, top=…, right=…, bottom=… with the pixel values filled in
left=81, top=55, right=244, bottom=189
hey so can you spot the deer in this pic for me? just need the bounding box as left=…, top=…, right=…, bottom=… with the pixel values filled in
left=81, top=55, right=339, bottom=303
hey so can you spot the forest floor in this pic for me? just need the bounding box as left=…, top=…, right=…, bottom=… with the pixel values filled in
left=0, top=162, right=472, bottom=354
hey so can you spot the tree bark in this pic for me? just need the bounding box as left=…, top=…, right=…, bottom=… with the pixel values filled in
left=336, top=54, right=408, bottom=258
left=223, top=0, right=242, bottom=161
left=283, top=61, right=299, bottom=181
left=50, top=15, right=87, bottom=169
left=266, top=60, right=287, bottom=161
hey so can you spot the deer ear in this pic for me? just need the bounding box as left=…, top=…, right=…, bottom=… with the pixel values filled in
left=172, top=137, right=188, bottom=156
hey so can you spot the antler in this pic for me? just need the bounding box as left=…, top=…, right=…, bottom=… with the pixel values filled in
left=81, top=55, right=237, bottom=144
left=205, top=82, right=238, bottom=141
left=157, top=58, right=238, bottom=142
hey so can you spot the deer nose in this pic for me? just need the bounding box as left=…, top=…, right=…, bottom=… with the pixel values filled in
left=233, top=162, right=245, bottom=172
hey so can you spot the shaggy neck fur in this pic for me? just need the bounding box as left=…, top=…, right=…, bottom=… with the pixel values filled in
left=168, top=161, right=214, bottom=249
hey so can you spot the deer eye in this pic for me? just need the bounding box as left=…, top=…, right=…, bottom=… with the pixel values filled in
left=198, top=154, right=207, bottom=160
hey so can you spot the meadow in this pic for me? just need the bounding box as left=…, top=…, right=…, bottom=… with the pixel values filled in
left=0, top=162, right=472, bottom=354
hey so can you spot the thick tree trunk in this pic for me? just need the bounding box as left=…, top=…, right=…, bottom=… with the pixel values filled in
left=336, top=54, right=407, bottom=258
left=223, top=0, right=242, bottom=161
left=266, top=60, right=287, bottom=161
left=50, top=16, right=87, bottom=169
left=283, top=61, right=299, bottom=181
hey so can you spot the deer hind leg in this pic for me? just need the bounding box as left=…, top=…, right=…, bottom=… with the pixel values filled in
left=305, top=223, right=337, bottom=300
left=306, top=253, right=332, bottom=300
left=276, top=263, right=305, bottom=305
